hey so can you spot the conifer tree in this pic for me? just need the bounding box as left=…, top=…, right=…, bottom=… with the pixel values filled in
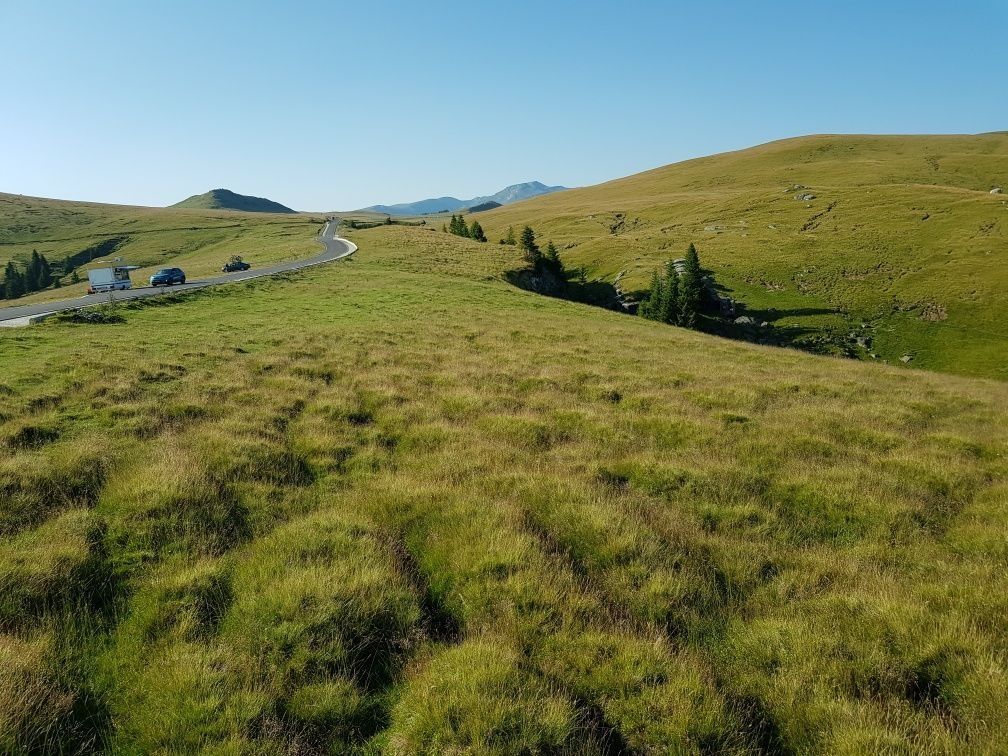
left=469, top=220, right=487, bottom=242
left=680, top=242, right=703, bottom=322
left=504, top=226, right=516, bottom=246
left=640, top=269, right=662, bottom=320
left=660, top=261, right=680, bottom=325
left=3, top=261, right=24, bottom=299
left=519, top=225, right=540, bottom=266
left=37, top=253, right=52, bottom=290
left=26, top=251, right=42, bottom=292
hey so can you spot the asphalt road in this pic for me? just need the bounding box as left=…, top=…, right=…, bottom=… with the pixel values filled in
left=0, top=218, right=355, bottom=324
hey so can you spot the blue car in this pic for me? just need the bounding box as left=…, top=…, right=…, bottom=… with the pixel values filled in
left=149, top=267, right=186, bottom=287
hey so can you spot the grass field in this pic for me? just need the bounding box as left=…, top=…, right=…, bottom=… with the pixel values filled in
left=1, top=222, right=1005, bottom=753
left=475, top=133, right=1008, bottom=379
left=0, top=193, right=325, bottom=305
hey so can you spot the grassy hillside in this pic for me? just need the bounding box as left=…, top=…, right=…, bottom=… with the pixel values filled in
left=172, top=188, right=296, bottom=213
left=0, top=193, right=323, bottom=304
left=1, top=223, right=1005, bottom=752
left=476, top=134, right=1008, bottom=379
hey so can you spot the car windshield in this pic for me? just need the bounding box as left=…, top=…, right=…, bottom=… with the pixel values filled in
left=156, top=269, right=172, bottom=275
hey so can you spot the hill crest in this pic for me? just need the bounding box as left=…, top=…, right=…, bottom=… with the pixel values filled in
left=172, top=189, right=296, bottom=214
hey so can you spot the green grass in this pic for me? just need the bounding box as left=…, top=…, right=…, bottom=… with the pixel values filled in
left=0, top=221, right=1005, bottom=752
left=476, top=133, right=1008, bottom=379
left=0, top=192, right=325, bottom=304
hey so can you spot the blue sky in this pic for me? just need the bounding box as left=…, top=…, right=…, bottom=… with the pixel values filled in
left=2, top=1, right=1005, bottom=210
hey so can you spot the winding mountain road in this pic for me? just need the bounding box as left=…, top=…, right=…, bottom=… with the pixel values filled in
left=0, top=218, right=355, bottom=326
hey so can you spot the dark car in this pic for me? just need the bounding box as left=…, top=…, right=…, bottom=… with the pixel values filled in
left=149, top=267, right=186, bottom=286
left=222, top=256, right=251, bottom=272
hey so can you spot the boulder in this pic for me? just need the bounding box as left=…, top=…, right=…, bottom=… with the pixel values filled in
left=734, top=316, right=756, bottom=326
left=794, top=192, right=816, bottom=201
left=991, top=187, right=1003, bottom=194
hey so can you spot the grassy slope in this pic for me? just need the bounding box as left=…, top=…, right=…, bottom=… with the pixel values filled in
left=476, top=134, right=1008, bottom=379
left=172, top=189, right=296, bottom=213
left=0, top=193, right=323, bottom=304
left=1, top=224, right=1005, bottom=753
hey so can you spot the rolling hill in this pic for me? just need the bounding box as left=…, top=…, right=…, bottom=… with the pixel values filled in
left=2, top=137, right=1007, bottom=751
left=172, top=188, right=296, bottom=213
left=477, top=133, right=1008, bottom=379
left=1, top=215, right=1006, bottom=752
left=363, top=180, right=567, bottom=216
left=0, top=193, right=323, bottom=304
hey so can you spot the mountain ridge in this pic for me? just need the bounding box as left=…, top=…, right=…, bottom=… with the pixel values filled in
left=363, top=180, right=567, bottom=216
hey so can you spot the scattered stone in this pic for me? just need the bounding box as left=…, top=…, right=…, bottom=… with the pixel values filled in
left=794, top=192, right=816, bottom=201
left=760, top=321, right=769, bottom=328
left=786, top=184, right=806, bottom=192
left=715, top=295, right=736, bottom=317
left=900, top=354, right=913, bottom=363
left=734, top=316, right=756, bottom=326
left=919, top=302, right=948, bottom=322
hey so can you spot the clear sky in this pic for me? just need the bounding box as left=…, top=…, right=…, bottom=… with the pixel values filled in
left=2, top=1, right=1005, bottom=211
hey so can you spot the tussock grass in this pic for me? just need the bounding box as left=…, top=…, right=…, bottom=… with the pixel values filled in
left=0, top=509, right=107, bottom=628
left=0, top=223, right=1005, bottom=751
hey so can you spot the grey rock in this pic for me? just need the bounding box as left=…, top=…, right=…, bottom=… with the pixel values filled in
left=734, top=316, right=756, bottom=326
left=900, top=354, right=913, bottom=363
left=992, top=187, right=1003, bottom=194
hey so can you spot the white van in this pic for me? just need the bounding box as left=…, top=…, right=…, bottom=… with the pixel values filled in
left=87, top=266, right=134, bottom=294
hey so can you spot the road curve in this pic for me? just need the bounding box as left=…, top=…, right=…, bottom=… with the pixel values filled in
left=0, top=218, right=356, bottom=325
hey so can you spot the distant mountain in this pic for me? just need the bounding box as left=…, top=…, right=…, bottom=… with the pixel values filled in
left=171, top=189, right=296, bottom=214
left=364, top=181, right=567, bottom=216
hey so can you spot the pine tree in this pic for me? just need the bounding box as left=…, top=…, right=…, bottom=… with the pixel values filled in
left=26, top=250, right=42, bottom=292
left=640, top=269, right=662, bottom=320
left=504, top=226, right=516, bottom=246
left=442, top=222, right=447, bottom=233
left=519, top=226, right=540, bottom=265
left=469, top=220, right=487, bottom=242
left=449, top=215, right=471, bottom=238
left=660, top=261, right=680, bottom=325
left=3, top=261, right=24, bottom=299
left=544, top=240, right=559, bottom=261
left=680, top=242, right=703, bottom=323
left=38, top=254, right=52, bottom=290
